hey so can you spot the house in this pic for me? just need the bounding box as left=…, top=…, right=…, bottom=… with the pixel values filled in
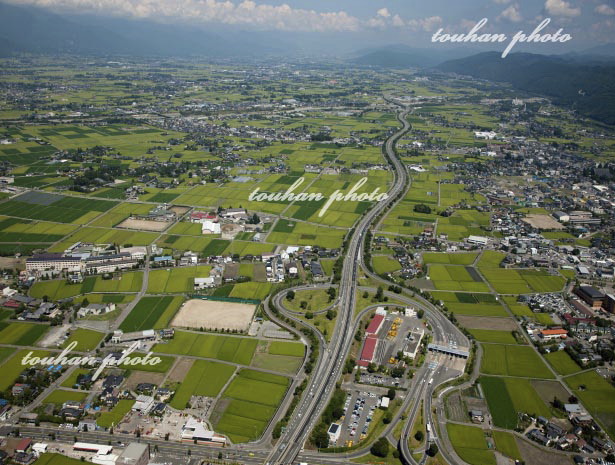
left=78, top=303, right=115, bottom=318
left=528, top=429, right=550, bottom=446
left=132, top=395, right=155, bottom=414
left=470, top=410, right=484, bottom=423
left=103, top=375, right=124, bottom=389
left=12, top=384, right=29, bottom=396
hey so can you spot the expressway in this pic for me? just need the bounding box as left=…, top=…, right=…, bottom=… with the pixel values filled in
left=264, top=103, right=412, bottom=465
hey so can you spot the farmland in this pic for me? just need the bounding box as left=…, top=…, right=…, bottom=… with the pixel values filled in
left=214, top=369, right=290, bottom=443
left=60, top=328, right=105, bottom=351
left=97, top=399, right=135, bottom=428
left=34, top=454, right=87, bottom=465
left=147, top=266, right=212, bottom=293
left=119, top=296, right=184, bottom=331
left=170, top=360, right=236, bottom=409
left=468, top=329, right=518, bottom=344
left=0, top=349, right=49, bottom=391
left=30, top=272, right=143, bottom=300
left=544, top=351, right=582, bottom=376
left=481, top=344, right=554, bottom=378
left=446, top=423, right=496, bottom=465
left=0, top=322, right=48, bottom=345
left=153, top=331, right=257, bottom=365
left=42, top=389, right=88, bottom=405
left=566, top=370, right=615, bottom=438
left=428, top=264, right=490, bottom=292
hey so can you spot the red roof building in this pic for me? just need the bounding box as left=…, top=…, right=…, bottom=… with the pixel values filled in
left=357, top=335, right=378, bottom=367
left=365, top=314, right=384, bottom=336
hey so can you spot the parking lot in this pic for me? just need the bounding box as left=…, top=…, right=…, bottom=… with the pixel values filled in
left=335, top=390, right=379, bottom=447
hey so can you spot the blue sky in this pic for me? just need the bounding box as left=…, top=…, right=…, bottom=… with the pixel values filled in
left=7, top=0, right=615, bottom=47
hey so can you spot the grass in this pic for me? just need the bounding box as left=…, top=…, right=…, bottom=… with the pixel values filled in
left=228, top=282, right=272, bottom=300
left=42, top=389, right=88, bottom=405
left=422, top=252, right=478, bottom=265
left=372, top=256, right=402, bottom=274
left=0, top=322, right=48, bottom=345
left=214, top=369, right=289, bottom=443
left=97, top=399, right=135, bottom=428
left=153, top=331, right=257, bottom=365
left=446, top=423, right=496, bottom=465
left=250, top=353, right=302, bottom=375
left=170, top=360, right=235, bottom=409
left=119, top=296, right=183, bottom=332
left=284, top=289, right=332, bottom=312
left=61, top=368, right=91, bottom=388
left=545, top=351, right=582, bottom=376
left=60, top=329, right=104, bottom=351
left=0, top=349, right=49, bottom=391
left=119, top=353, right=175, bottom=373
left=34, top=454, right=88, bottom=465
left=481, top=344, right=554, bottom=378
left=147, top=266, right=212, bottom=293
left=268, top=340, right=305, bottom=357
left=493, top=430, right=522, bottom=461
left=566, top=370, right=615, bottom=439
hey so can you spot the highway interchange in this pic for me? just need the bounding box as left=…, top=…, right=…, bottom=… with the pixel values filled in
left=10, top=100, right=473, bottom=465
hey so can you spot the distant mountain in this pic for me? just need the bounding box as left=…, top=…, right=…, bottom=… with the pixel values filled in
left=0, top=1, right=280, bottom=57
left=352, top=44, right=471, bottom=68
left=436, top=51, right=615, bottom=125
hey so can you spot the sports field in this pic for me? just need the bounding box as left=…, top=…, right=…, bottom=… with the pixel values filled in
left=446, top=423, right=496, bottom=465
left=60, top=328, right=104, bottom=351
left=120, top=296, right=184, bottom=332
left=214, top=369, right=290, bottom=443
left=481, top=344, right=554, bottom=378
left=171, top=299, right=256, bottom=331
left=153, top=331, right=257, bottom=365
left=170, top=360, right=236, bottom=409
left=0, top=322, right=48, bottom=345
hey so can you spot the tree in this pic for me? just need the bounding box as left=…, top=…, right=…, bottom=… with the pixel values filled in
left=417, top=309, right=424, bottom=319
left=375, top=286, right=384, bottom=301
left=552, top=396, right=564, bottom=410
left=387, top=388, right=396, bottom=400
left=326, top=309, right=336, bottom=320
left=305, top=311, right=314, bottom=319
left=367, top=362, right=377, bottom=373
left=415, top=430, right=424, bottom=442
left=300, top=300, right=308, bottom=309
left=383, top=410, right=393, bottom=424
left=286, top=290, right=295, bottom=301
left=414, top=204, right=432, bottom=214
left=426, top=444, right=439, bottom=457
left=371, top=438, right=389, bottom=458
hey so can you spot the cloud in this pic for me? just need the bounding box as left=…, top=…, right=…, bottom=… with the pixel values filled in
left=493, top=0, right=512, bottom=4
left=377, top=8, right=390, bottom=18
left=498, top=3, right=523, bottom=22
left=407, top=15, right=443, bottom=32
left=392, top=14, right=405, bottom=27
left=544, top=0, right=581, bottom=17
left=595, top=4, right=615, bottom=16
left=5, top=0, right=362, bottom=32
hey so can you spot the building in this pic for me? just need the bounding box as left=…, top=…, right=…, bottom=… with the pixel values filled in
left=85, top=253, right=137, bottom=273
left=78, top=303, right=116, bottom=318
left=540, top=329, right=568, bottom=340
left=357, top=335, right=378, bottom=368
left=327, top=423, right=341, bottom=445
left=26, top=254, right=83, bottom=273
left=380, top=396, right=390, bottom=408
left=575, top=286, right=606, bottom=309
left=194, top=277, right=216, bottom=289
left=553, top=211, right=570, bottom=222
left=366, top=307, right=387, bottom=335
left=466, top=235, right=489, bottom=246
left=180, top=418, right=226, bottom=445
left=402, top=330, right=424, bottom=359
left=111, top=329, right=155, bottom=344
left=116, top=443, right=149, bottom=465
left=73, top=443, right=113, bottom=455
left=603, top=294, right=615, bottom=314
left=132, top=395, right=155, bottom=414
left=201, top=220, right=221, bottom=234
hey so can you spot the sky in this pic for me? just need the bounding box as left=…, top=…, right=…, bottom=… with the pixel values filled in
left=6, top=0, right=615, bottom=48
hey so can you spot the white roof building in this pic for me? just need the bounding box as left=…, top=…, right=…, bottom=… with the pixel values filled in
left=202, top=221, right=221, bottom=234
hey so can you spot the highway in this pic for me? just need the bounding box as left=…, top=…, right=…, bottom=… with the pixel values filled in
left=264, top=104, right=412, bottom=465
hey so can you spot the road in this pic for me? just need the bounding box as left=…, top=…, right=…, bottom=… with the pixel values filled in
left=264, top=103, right=412, bottom=465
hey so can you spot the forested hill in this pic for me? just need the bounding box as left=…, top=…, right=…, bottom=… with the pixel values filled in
left=436, top=51, right=615, bottom=125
